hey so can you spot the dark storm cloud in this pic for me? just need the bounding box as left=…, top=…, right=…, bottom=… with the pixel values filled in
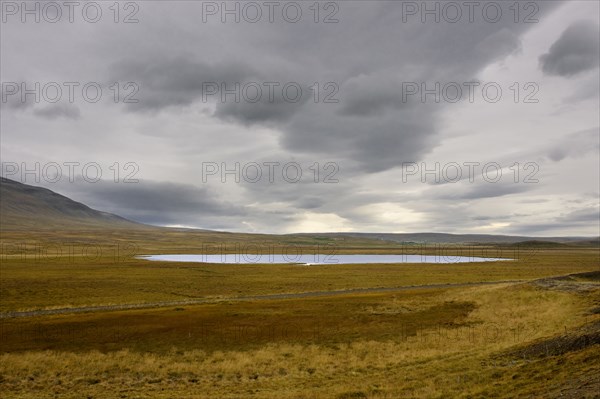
left=108, top=55, right=258, bottom=112
left=269, top=3, right=552, bottom=173
left=540, top=20, right=600, bottom=77
left=110, top=54, right=312, bottom=124
left=283, top=105, right=437, bottom=173
left=213, top=86, right=311, bottom=125
left=106, top=1, right=560, bottom=175
left=338, top=75, right=417, bottom=117
left=49, top=179, right=246, bottom=226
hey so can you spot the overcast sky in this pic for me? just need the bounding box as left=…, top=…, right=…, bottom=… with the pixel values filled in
left=1, top=0, right=599, bottom=236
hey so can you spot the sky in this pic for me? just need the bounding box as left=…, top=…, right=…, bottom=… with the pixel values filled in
left=1, top=0, right=599, bottom=236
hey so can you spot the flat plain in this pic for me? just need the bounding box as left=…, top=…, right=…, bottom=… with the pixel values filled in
left=0, top=229, right=598, bottom=398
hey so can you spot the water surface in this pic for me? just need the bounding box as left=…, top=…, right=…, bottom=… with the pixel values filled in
left=139, top=254, right=511, bottom=265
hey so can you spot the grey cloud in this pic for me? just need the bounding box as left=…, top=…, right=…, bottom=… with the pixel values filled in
left=110, top=54, right=313, bottom=125
left=540, top=20, right=600, bottom=77
left=506, top=220, right=598, bottom=236
left=272, top=6, right=556, bottom=173
left=1, top=82, right=34, bottom=111
left=283, top=105, right=437, bottom=173
left=505, top=223, right=587, bottom=236
left=471, top=214, right=517, bottom=221
left=294, top=197, right=325, bottom=210
left=109, top=1, right=556, bottom=175
left=33, top=103, right=81, bottom=120
left=519, top=198, right=550, bottom=204
left=47, top=179, right=246, bottom=227
left=472, top=215, right=495, bottom=221
left=474, top=28, right=522, bottom=62
left=488, top=204, right=599, bottom=236
left=556, top=206, right=600, bottom=223
left=213, top=86, right=311, bottom=125
left=338, top=74, right=417, bottom=117
left=434, top=182, right=535, bottom=200
left=548, top=127, right=600, bottom=161
left=1, top=85, right=80, bottom=119
left=563, top=73, right=600, bottom=103
left=109, top=55, right=258, bottom=113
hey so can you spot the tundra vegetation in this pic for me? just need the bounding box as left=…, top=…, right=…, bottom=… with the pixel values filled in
left=0, top=228, right=598, bottom=398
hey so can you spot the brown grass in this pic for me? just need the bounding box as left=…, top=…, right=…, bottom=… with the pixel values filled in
left=1, top=281, right=598, bottom=398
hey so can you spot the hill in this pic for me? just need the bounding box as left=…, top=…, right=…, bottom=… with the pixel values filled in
left=0, top=177, right=144, bottom=231
left=1, top=177, right=596, bottom=249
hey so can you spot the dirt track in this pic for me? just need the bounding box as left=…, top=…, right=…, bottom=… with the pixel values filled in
left=0, top=280, right=522, bottom=319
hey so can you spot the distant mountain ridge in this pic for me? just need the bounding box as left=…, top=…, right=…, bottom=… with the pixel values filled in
left=0, top=177, right=143, bottom=230
left=1, top=177, right=597, bottom=245
left=303, top=232, right=599, bottom=245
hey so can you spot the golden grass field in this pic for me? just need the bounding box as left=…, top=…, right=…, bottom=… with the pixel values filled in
left=0, top=231, right=598, bottom=398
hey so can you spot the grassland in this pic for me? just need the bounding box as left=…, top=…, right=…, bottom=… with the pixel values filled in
left=0, top=245, right=597, bottom=313
left=0, top=230, right=598, bottom=398
left=1, top=279, right=598, bottom=398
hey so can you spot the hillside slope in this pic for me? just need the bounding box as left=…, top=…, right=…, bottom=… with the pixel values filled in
left=0, top=177, right=143, bottom=230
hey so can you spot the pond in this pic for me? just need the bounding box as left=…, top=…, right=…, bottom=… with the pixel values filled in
left=138, top=254, right=512, bottom=265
